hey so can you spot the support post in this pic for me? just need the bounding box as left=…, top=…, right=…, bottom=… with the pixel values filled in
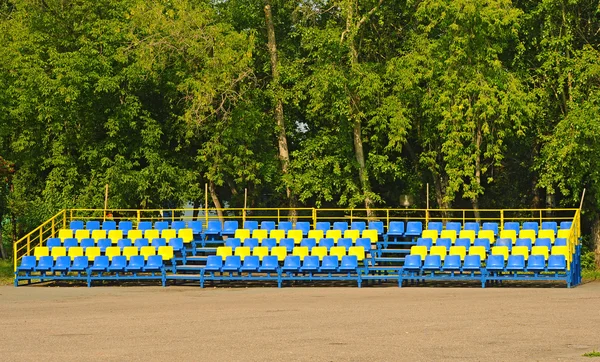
left=205, top=183, right=209, bottom=225
left=103, top=184, right=109, bottom=222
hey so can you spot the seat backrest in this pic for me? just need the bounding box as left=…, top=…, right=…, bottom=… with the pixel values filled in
left=486, top=254, right=505, bottom=269
left=37, top=256, right=54, bottom=269
left=51, top=246, right=67, bottom=260
left=270, top=229, right=286, bottom=242
left=68, top=246, right=84, bottom=259
left=537, top=229, right=555, bottom=242
left=188, top=220, right=203, bottom=234
left=429, top=246, right=447, bottom=261
left=216, top=246, right=233, bottom=259
left=559, top=221, right=572, bottom=230
left=463, top=255, right=481, bottom=269
left=307, top=230, right=324, bottom=241
left=300, top=238, right=316, bottom=249
left=554, top=238, right=567, bottom=246
left=337, top=238, right=353, bottom=251
left=325, top=229, right=342, bottom=242
left=435, top=238, right=452, bottom=251
left=223, top=221, right=239, bottom=232
left=74, top=229, right=90, bottom=240
left=343, top=229, right=360, bottom=242
left=292, top=246, right=309, bottom=261
left=482, top=222, right=499, bottom=235
left=518, top=229, right=536, bottom=243
left=473, top=238, right=490, bottom=251
left=72, top=256, right=89, bottom=269
left=279, top=238, right=295, bottom=252
left=464, top=222, right=480, bottom=233
left=260, top=221, right=276, bottom=232
left=161, top=229, right=177, bottom=242
left=91, top=229, right=107, bottom=241
left=541, top=221, right=558, bottom=235
left=459, top=230, right=475, bottom=243
left=527, top=254, right=546, bottom=269
left=348, top=246, right=365, bottom=261
left=287, top=230, right=303, bottom=244
left=444, top=255, right=462, bottom=268
left=302, top=255, right=320, bottom=268
left=93, top=255, right=109, bottom=268
left=140, top=246, right=156, bottom=260
left=340, top=255, right=358, bottom=269
left=128, top=230, right=143, bottom=242
left=557, top=229, right=571, bottom=239
left=224, top=255, right=242, bottom=269
left=440, top=230, right=457, bottom=242
left=333, top=222, right=348, bottom=231
left=410, top=245, right=428, bottom=259
left=152, top=238, right=167, bottom=249
left=315, top=222, right=331, bottom=232
left=403, top=255, right=422, bottom=269
left=118, top=220, right=133, bottom=233
left=515, top=238, right=532, bottom=250
left=105, top=246, right=121, bottom=260
left=207, top=220, right=222, bottom=232
left=171, top=221, right=187, bottom=231
left=122, top=246, right=138, bottom=260
left=178, top=229, right=193, bottom=243
left=243, top=221, right=258, bottom=232
left=499, top=229, right=517, bottom=243
left=81, top=238, right=95, bottom=249
left=368, top=221, right=384, bottom=234
left=468, top=246, right=486, bottom=260
left=547, top=255, right=566, bottom=270
left=361, top=229, right=378, bottom=243
left=251, top=229, right=268, bottom=242
left=422, top=230, right=438, bottom=242
left=261, top=255, right=279, bottom=269
left=478, top=230, right=495, bottom=244
left=270, top=246, right=287, bottom=261
left=137, top=221, right=152, bottom=231
left=64, top=238, right=79, bottom=249
left=86, top=221, right=100, bottom=231
left=427, top=222, right=443, bottom=234
left=206, top=255, right=223, bottom=269
left=294, top=222, right=311, bottom=235
left=69, top=220, right=84, bottom=231
left=85, top=247, right=101, bottom=260
left=147, top=255, right=164, bottom=268
left=416, top=238, right=433, bottom=251
left=47, top=238, right=61, bottom=249
left=491, top=245, right=509, bottom=260
left=449, top=246, right=466, bottom=260
left=311, top=246, right=328, bottom=260
left=445, top=222, right=462, bottom=233
left=128, top=255, right=145, bottom=268
left=108, top=230, right=124, bottom=244
left=283, top=255, right=301, bottom=268
left=322, top=255, right=339, bottom=269
left=329, top=246, right=346, bottom=259
left=511, top=246, right=529, bottom=260
left=134, top=238, right=149, bottom=248
left=97, top=238, right=112, bottom=251
left=507, top=255, right=525, bottom=270
left=503, top=222, right=520, bottom=232
left=244, top=238, right=260, bottom=250
left=168, top=238, right=184, bottom=251
left=535, top=238, right=552, bottom=251
left=252, top=246, right=269, bottom=261
left=551, top=246, right=570, bottom=261
left=144, top=229, right=160, bottom=242
left=423, top=254, right=442, bottom=269
left=242, top=255, right=260, bottom=268
left=531, top=246, right=549, bottom=260
left=278, top=221, right=293, bottom=233
left=59, top=229, right=73, bottom=240
left=235, top=229, right=251, bottom=242
left=102, top=220, right=117, bottom=231
left=455, top=238, right=471, bottom=251
left=522, top=222, right=539, bottom=234
left=350, top=221, right=366, bottom=232
left=319, top=238, right=335, bottom=250
left=234, top=246, right=251, bottom=261
left=225, top=238, right=241, bottom=249
left=495, top=238, right=512, bottom=251
left=388, top=221, right=405, bottom=234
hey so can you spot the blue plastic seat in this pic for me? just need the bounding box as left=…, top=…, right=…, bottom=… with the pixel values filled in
left=403, top=255, right=422, bottom=271
left=464, top=222, right=480, bottom=235
left=318, top=238, right=334, bottom=251
left=259, top=238, right=275, bottom=251
left=295, top=222, right=311, bottom=236
left=280, top=238, right=295, bottom=253
left=240, top=256, right=260, bottom=272
left=117, top=239, right=132, bottom=249
left=278, top=221, right=293, bottom=233
left=47, top=238, right=61, bottom=250
left=339, top=255, right=358, bottom=272
left=515, top=238, right=532, bottom=251
left=69, top=220, right=84, bottom=231
left=547, top=255, right=566, bottom=271
left=90, top=256, right=109, bottom=272
left=80, top=238, right=95, bottom=250
left=300, top=238, right=316, bottom=250
left=355, top=238, right=372, bottom=253
left=482, top=222, right=499, bottom=236
left=153, top=221, right=169, bottom=232
left=17, top=256, right=37, bottom=272
left=151, top=238, right=167, bottom=250
left=108, top=256, right=127, bottom=272
left=455, top=238, right=471, bottom=252
left=445, top=222, right=462, bottom=234
left=405, top=221, right=423, bottom=237
left=134, top=238, right=149, bottom=248
left=427, top=222, right=443, bottom=235
left=282, top=256, right=301, bottom=273
left=315, top=222, right=331, bottom=232
left=535, top=238, right=552, bottom=251
left=503, top=222, right=520, bottom=232
left=222, top=256, right=242, bottom=272
left=70, top=256, right=89, bottom=272
left=473, top=238, right=490, bottom=252
left=118, top=221, right=133, bottom=236
left=554, top=238, right=567, bottom=247
left=496, top=238, right=512, bottom=251
left=137, top=221, right=152, bottom=231
left=423, top=255, right=441, bottom=271
left=259, top=256, right=279, bottom=273
left=350, top=221, right=366, bottom=232
left=387, top=221, right=405, bottom=238
left=243, top=221, right=258, bottom=232
left=144, top=255, right=163, bottom=272
left=320, top=256, right=339, bottom=272
left=462, top=255, right=481, bottom=271
left=222, top=221, right=239, bottom=237
left=97, top=239, right=112, bottom=252
left=337, top=238, right=353, bottom=251
left=486, top=255, right=505, bottom=271
left=300, top=256, right=320, bottom=272
left=205, top=221, right=222, bottom=237
left=102, top=221, right=117, bottom=231
left=436, top=238, right=452, bottom=251
left=188, top=220, right=203, bottom=235
left=36, top=256, right=55, bottom=272
left=506, top=255, right=525, bottom=271
left=333, top=222, right=348, bottom=231
left=559, top=221, right=572, bottom=230
left=171, top=221, right=187, bottom=231
left=225, top=238, right=241, bottom=249
left=204, top=256, right=223, bottom=272
left=527, top=255, right=546, bottom=272
left=126, top=255, right=146, bottom=272
left=416, top=238, right=433, bottom=251
left=86, top=221, right=100, bottom=231
left=541, top=221, right=558, bottom=235
left=522, top=222, right=539, bottom=235
left=261, top=221, right=276, bottom=232
left=443, top=255, right=461, bottom=271
left=64, top=238, right=78, bottom=250
left=168, top=238, right=184, bottom=252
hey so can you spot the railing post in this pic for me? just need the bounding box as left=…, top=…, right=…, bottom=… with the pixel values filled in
left=39, top=227, right=43, bottom=247
left=277, top=209, right=280, bottom=224
left=312, top=208, right=316, bottom=228
left=386, top=209, right=390, bottom=232
left=27, top=235, right=30, bottom=257
left=64, top=210, right=67, bottom=229
left=137, top=210, right=140, bottom=225
left=52, top=217, right=55, bottom=238
left=350, top=209, right=353, bottom=223
left=243, top=208, right=246, bottom=225
left=500, top=210, right=504, bottom=230
left=425, top=209, right=429, bottom=226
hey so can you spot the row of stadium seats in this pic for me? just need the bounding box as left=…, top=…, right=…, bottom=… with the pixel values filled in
left=424, top=221, right=571, bottom=236
left=205, top=255, right=361, bottom=274
left=419, top=228, right=570, bottom=244
left=410, top=244, right=570, bottom=263
left=215, top=245, right=366, bottom=262
left=403, top=254, right=568, bottom=274
left=56, top=229, right=193, bottom=243
left=47, top=238, right=185, bottom=252
left=231, top=229, right=379, bottom=243
left=225, top=237, right=372, bottom=252
left=415, top=237, right=568, bottom=252
left=33, top=246, right=174, bottom=262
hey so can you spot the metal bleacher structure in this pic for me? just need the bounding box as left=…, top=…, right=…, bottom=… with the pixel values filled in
left=13, top=207, right=582, bottom=288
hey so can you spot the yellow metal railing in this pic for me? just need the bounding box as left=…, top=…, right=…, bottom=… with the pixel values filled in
left=13, top=210, right=66, bottom=272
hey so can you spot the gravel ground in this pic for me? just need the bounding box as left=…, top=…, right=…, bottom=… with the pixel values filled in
left=1, top=282, right=599, bottom=361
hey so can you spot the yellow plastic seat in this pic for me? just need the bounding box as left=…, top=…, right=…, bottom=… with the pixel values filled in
left=216, top=246, right=233, bottom=259
left=75, top=229, right=90, bottom=241
left=538, top=229, right=555, bottom=243
left=292, top=246, right=309, bottom=261
left=144, top=229, right=160, bottom=242
left=429, top=245, right=447, bottom=261
left=161, top=229, right=177, bottom=242
left=343, top=230, right=360, bottom=242
left=478, top=230, right=495, bottom=244
left=68, top=246, right=84, bottom=260
left=122, top=246, right=139, bottom=261
left=50, top=246, right=67, bottom=260
left=326, top=230, right=342, bottom=243
left=58, top=229, right=73, bottom=240
left=348, top=246, right=365, bottom=261
left=140, top=246, right=156, bottom=260
left=252, top=229, right=268, bottom=242
left=271, top=246, right=287, bottom=261
left=235, top=229, right=251, bottom=242
left=85, top=246, right=101, bottom=261
left=329, top=246, right=346, bottom=260
left=307, top=230, right=324, bottom=241
left=557, top=229, right=571, bottom=240
left=361, top=229, right=378, bottom=243
left=459, top=230, right=475, bottom=244
left=92, top=229, right=107, bottom=241
left=491, top=246, right=509, bottom=260
left=128, top=230, right=143, bottom=243
left=499, top=229, right=516, bottom=244
left=551, top=246, right=570, bottom=261
left=421, top=230, right=438, bottom=243
left=518, top=230, right=536, bottom=244
left=252, top=246, right=269, bottom=261
left=440, top=230, right=457, bottom=243
left=311, top=246, right=328, bottom=261
left=158, top=246, right=174, bottom=261
left=234, top=246, right=251, bottom=261
left=270, top=230, right=286, bottom=243
left=511, top=245, right=529, bottom=261
left=410, top=245, right=428, bottom=259
left=287, top=230, right=303, bottom=244
left=531, top=246, right=549, bottom=260
left=105, top=246, right=121, bottom=261
left=108, top=230, right=123, bottom=244
left=34, top=247, right=50, bottom=260
left=449, top=246, right=466, bottom=261
left=468, top=246, right=486, bottom=260
left=178, top=228, right=193, bottom=243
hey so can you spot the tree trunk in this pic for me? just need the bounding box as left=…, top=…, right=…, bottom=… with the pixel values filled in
left=192, top=199, right=200, bottom=220
left=0, top=225, right=5, bottom=259
left=264, top=0, right=297, bottom=221
left=593, top=215, right=600, bottom=269
left=209, top=181, right=224, bottom=224
left=472, top=126, right=482, bottom=221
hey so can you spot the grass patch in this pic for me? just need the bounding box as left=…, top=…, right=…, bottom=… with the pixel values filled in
left=583, top=351, right=600, bottom=357
left=582, top=269, right=600, bottom=281
left=0, top=259, right=13, bottom=285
